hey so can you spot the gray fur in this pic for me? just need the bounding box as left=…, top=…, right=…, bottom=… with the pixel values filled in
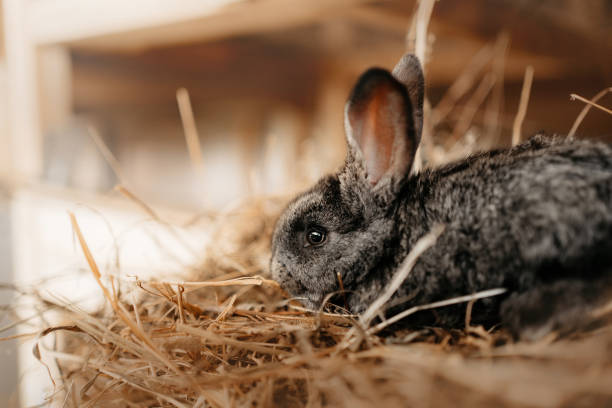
left=270, top=54, right=612, bottom=338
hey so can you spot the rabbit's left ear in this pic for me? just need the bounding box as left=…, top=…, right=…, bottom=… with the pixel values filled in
left=344, top=66, right=420, bottom=192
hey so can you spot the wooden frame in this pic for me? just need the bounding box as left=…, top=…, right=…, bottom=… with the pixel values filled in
left=3, top=0, right=369, bottom=182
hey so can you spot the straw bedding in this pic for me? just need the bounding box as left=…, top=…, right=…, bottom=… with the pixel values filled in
left=20, top=197, right=612, bottom=408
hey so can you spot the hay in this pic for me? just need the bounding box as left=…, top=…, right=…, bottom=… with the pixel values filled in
left=4, top=193, right=609, bottom=408
left=511, top=66, right=534, bottom=146
left=568, top=87, right=612, bottom=139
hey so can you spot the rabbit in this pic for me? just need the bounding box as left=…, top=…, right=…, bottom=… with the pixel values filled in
left=270, top=54, right=612, bottom=339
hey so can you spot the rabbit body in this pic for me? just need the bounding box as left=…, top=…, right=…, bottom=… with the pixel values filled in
left=270, top=55, right=612, bottom=337
left=350, top=135, right=612, bottom=335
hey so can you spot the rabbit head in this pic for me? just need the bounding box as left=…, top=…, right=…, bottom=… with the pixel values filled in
left=270, top=55, right=425, bottom=310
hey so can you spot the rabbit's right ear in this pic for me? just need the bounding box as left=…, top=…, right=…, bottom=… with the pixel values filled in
left=344, top=55, right=423, bottom=195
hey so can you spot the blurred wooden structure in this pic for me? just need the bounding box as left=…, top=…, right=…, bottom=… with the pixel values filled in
left=2, top=0, right=611, bottom=191
left=0, top=1, right=610, bottom=405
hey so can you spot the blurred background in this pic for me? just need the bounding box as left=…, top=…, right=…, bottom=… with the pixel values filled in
left=0, top=0, right=610, bottom=405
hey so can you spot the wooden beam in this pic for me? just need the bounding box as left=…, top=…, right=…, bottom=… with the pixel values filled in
left=27, top=0, right=241, bottom=45
left=27, top=0, right=371, bottom=50
left=70, top=39, right=321, bottom=111
left=38, top=46, right=73, bottom=132
left=0, top=2, right=5, bottom=57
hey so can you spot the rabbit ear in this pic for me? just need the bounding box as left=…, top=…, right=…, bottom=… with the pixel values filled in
left=392, top=54, right=424, bottom=146
left=344, top=65, right=420, bottom=190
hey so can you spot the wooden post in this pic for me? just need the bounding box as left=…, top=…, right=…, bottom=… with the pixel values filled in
left=38, top=46, right=73, bottom=134
left=3, top=0, right=42, bottom=180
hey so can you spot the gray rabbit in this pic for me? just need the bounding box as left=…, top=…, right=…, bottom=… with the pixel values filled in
left=270, top=54, right=612, bottom=338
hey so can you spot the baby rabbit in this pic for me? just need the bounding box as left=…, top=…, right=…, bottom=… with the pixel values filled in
left=270, top=54, right=612, bottom=339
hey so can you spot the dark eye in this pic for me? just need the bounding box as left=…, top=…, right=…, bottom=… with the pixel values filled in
left=306, top=227, right=327, bottom=246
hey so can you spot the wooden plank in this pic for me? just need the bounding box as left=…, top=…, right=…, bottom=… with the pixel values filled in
left=27, top=0, right=241, bottom=45
left=70, top=41, right=320, bottom=111
left=0, top=62, right=9, bottom=180
left=0, top=193, right=18, bottom=405
left=0, top=2, right=5, bottom=57
left=38, top=46, right=73, bottom=132
left=3, top=0, right=42, bottom=180
left=27, top=0, right=371, bottom=50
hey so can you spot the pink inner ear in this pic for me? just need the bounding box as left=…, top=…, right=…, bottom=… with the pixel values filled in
left=353, top=84, right=399, bottom=186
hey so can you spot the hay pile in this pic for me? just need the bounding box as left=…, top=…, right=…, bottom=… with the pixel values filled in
left=12, top=195, right=610, bottom=408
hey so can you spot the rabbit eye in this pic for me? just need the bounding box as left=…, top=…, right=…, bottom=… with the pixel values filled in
left=306, top=227, right=327, bottom=247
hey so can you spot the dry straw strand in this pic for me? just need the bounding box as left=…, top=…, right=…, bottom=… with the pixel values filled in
left=360, top=224, right=445, bottom=327
left=368, top=288, right=508, bottom=335
left=409, top=0, right=437, bottom=171
left=511, top=65, right=534, bottom=146
left=450, top=72, right=496, bottom=141
left=570, top=93, right=612, bottom=116
left=176, top=87, right=205, bottom=174
left=568, top=87, right=612, bottom=138
left=87, top=124, right=128, bottom=186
